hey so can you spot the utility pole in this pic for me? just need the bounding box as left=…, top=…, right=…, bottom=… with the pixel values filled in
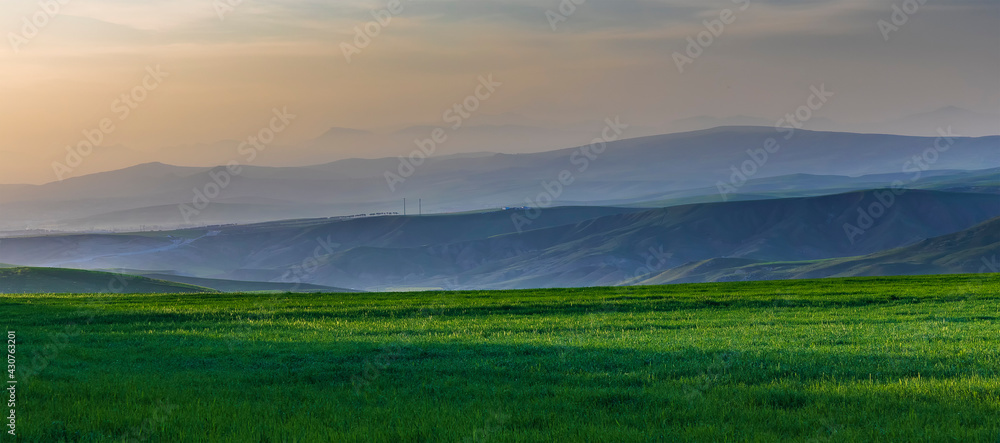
left=403, top=198, right=406, bottom=216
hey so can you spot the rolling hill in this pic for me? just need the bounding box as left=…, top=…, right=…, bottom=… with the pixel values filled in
left=0, top=267, right=215, bottom=294
left=637, top=216, right=1000, bottom=284
left=0, top=205, right=647, bottom=272
left=136, top=273, right=360, bottom=293
left=0, top=266, right=361, bottom=294
left=1, top=189, right=996, bottom=291
left=296, top=189, right=999, bottom=289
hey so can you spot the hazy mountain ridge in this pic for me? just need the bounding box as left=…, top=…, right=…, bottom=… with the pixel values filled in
left=1, top=127, right=997, bottom=292
left=299, top=189, right=999, bottom=289
left=1, top=189, right=996, bottom=291
left=1, top=127, right=996, bottom=231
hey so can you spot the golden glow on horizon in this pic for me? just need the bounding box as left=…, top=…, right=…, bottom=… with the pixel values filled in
left=0, top=0, right=996, bottom=184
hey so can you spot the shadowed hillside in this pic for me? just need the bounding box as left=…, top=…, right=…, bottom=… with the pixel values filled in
left=2, top=189, right=994, bottom=291
left=0, top=267, right=215, bottom=294
left=637, top=216, right=1000, bottom=284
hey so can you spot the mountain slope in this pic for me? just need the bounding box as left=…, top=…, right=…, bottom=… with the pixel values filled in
left=272, top=189, right=1000, bottom=290
left=638, top=216, right=1000, bottom=284
left=0, top=206, right=647, bottom=276
left=138, top=273, right=360, bottom=293
left=1, top=190, right=996, bottom=291
left=0, top=267, right=216, bottom=294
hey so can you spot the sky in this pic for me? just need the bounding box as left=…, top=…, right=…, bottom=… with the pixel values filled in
left=0, top=0, right=998, bottom=184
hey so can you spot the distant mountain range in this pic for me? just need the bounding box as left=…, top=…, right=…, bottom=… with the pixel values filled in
left=671, top=107, right=999, bottom=137
left=0, top=127, right=997, bottom=232
left=1, top=127, right=997, bottom=293
left=1, top=189, right=996, bottom=292
left=3, top=107, right=994, bottom=184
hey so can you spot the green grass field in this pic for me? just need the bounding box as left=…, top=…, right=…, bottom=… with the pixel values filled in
left=2, top=274, right=999, bottom=442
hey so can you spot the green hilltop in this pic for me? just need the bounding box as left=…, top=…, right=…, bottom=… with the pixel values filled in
left=0, top=267, right=215, bottom=294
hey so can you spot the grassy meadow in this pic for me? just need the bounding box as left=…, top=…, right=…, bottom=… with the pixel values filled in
left=2, top=274, right=999, bottom=442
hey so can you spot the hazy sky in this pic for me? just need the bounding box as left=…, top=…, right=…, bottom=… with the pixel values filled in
left=1, top=0, right=998, bottom=184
